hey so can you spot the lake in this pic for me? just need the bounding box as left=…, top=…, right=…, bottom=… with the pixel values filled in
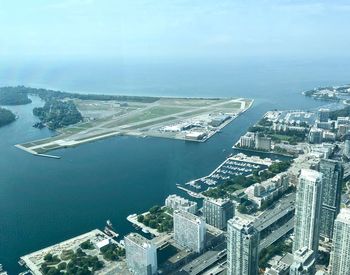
left=0, top=57, right=348, bottom=273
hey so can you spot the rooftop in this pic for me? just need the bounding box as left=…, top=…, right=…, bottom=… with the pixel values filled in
left=300, top=169, right=322, bottom=182
left=205, top=197, right=231, bottom=206
left=228, top=216, right=254, bottom=231
left=125, top=233, right=153, bottom=249
left=174, top=210, right=203, bottom=225
left=337, top=207, right=350, bottom=225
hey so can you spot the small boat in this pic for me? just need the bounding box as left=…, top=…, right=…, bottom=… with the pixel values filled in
left=142, top=228, right=149, bottom=234
left=106, top=219, right=113, bottom=228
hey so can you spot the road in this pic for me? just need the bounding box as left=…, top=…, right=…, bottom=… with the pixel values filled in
left=259, top=217, right=294, bottom=252
left=178, top=243, right=226, bottom=275
left=253, top=193, right=295, bottom=231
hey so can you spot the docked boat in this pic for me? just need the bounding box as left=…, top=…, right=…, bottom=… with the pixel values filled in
left=104, top=220, right=119, bottom=238
left=0, top=264, right=8, bottom=275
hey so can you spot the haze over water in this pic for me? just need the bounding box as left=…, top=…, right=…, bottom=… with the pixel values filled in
left=0, top=58, right=349, bottom=273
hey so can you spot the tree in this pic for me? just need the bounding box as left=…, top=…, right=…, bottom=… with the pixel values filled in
left=44, top=253, right=53, bottom=262
left=149, top=220, right=157, bottom=228
left=57, top=262, right=67, bottom=271
left=149, top=205, right=161, bottom=214
left=0, top=87, right=32, bottom=105
left=46, top=268, right=61, bottom=275
left=0, top=108, right=16, bottom=127
left=237, top=204, right=248, bottom=214
left=137, top=214, right=144, bottom=222
left=80, top=240, right=94, bottom=250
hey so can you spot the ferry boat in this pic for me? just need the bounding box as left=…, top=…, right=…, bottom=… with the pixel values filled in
left=104, top=220, right=119, bottom=238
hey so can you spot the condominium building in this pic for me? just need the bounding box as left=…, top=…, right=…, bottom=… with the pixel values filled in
left=318, top=159, right=343, bottom=240
left=165, top=194, right=197, bottom=214
left=125, top=233, right=157, bottom=275
left=344, top=138, right=350, bottom=158
left=289, top=247, right=316, bottom=275
left=246, top=173, right=289, bottom=207
left=255, top=134, right=272, bottom=151
left=337, top=124, right=350, bottom=136
left=202, top=198, right=234, bottom=230
left=173, top=210, right=206, bottom=253
left=329, top=208, right=350, bottom=275
left=227, top=216, right=259, bottom=275
left=239, top=132, right=256, bottom=148
left=317, top=108, right=330, bottom=123
left=293, top=169, right=323, bottom=253
left=308, top=128, right=323, bottom=144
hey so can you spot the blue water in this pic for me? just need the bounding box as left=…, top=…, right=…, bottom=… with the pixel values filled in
left=0, top=58, right=349, bottom=273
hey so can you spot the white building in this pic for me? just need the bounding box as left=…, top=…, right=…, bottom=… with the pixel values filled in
left=293, top=169, right=322, bottom=253
left=185, top=131, right=206, bottom=140
left=173, top=210, right=206, bottom=253
left=273, top=123, right=306, bottom=132
left=125, top=233, right=157, bottom=275
left=344, top=139, right=350, bottom=159
left=165, top=194, right=197, bottom=214
left=309, top=143, right=335, bottom=159
left=336, top=116, right=350, bottom=126
left=329, top=208, right=350, bottom=275
left=245, top=173, right=289, bottom=207
left=290, top=247, right=315, bottom=275
left=227, top=216, right=259, bottom=275
left=322, top=131, right=336, bottom=141
left=239, top=132, right=256, bottom=148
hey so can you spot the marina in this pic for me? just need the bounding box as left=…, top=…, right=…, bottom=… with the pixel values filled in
left=181, top=153, right=272, bottom=193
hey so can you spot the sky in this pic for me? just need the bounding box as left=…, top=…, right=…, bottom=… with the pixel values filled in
left=0, top=0, right=350, bottom=60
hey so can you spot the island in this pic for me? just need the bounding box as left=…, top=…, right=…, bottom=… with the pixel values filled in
left=8, top=86, right=253, bottom=156
left=0, top=107, right=16, bottom=127
left=303, top=84, right=350, bottom=101
left=0, top=86, right=32, bottom=105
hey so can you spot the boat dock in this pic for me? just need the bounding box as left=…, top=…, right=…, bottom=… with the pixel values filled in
left=127, top=213, right=162, bottom=237
left=176, top=185, right=204, bottom=198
